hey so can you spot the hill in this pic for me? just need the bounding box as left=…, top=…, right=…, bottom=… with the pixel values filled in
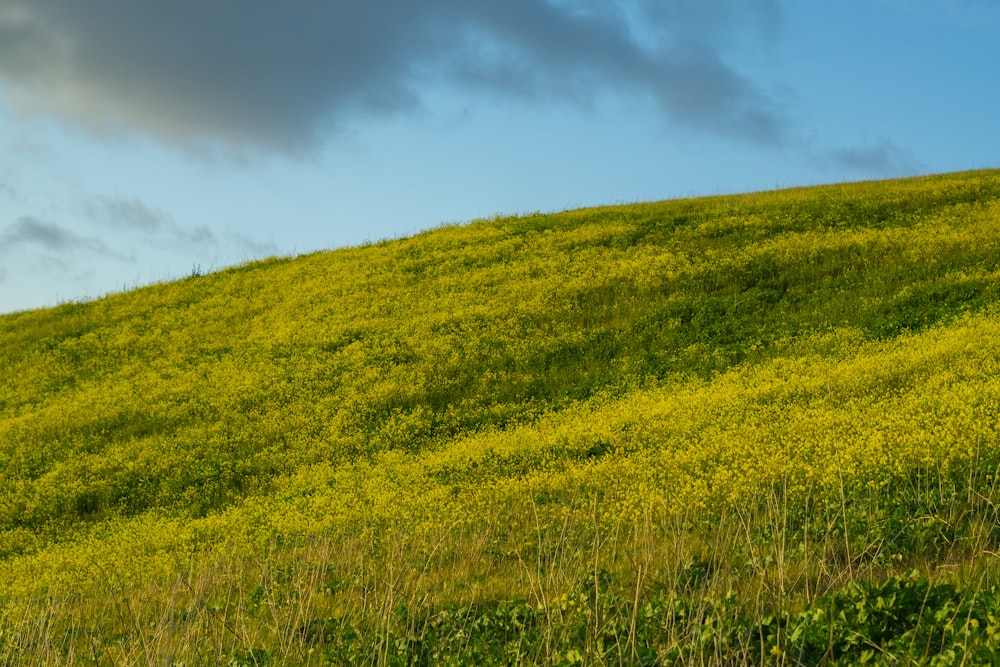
left=3, top=170, right=1000, bottom=664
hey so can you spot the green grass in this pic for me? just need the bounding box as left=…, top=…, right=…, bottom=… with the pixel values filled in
left=3, top=170, right=1000, bottom=664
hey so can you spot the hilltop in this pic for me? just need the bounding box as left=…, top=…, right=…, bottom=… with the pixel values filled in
left=3, top=170, right=1000, bottom=664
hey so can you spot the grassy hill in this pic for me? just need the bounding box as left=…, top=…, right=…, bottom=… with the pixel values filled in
left=3, top=169, right=1000, bottom=664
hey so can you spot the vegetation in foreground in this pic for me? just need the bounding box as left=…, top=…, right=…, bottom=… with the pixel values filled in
left=3, top=170, right=1000, bottom=664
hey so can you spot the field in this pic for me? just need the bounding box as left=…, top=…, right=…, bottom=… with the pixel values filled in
left=3, top=170, right=1000, bottom=664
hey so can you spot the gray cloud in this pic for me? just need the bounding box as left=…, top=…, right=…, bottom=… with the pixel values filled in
left=84, top=196, right=216, bottom=247
left=1, top=215, right=119, bottom=256
left=825, top=138, right=924, bottom=177
left=84, top=196, right=171, bottom=233
left=0, top=0, right=785, bottom=153
left=226, top=231, right=279, bottom=258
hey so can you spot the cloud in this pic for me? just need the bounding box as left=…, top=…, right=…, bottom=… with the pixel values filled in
left=0, top=215, right=120, bottom=256
left=824, top=138, right=924, bottom=177
left=0, top=0, right=785, bottom=153
left=225, top=230, right=279, bottom=258
left=84, top=196, right=216, bottom=247
left=84, top=196, right=171, bottom=233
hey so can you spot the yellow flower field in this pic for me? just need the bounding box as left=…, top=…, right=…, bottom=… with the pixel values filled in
left=3, top=170, right=1000, bottom=664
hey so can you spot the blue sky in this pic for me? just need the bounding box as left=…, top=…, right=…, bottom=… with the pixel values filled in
left=0, top=0, right=997, bottom=314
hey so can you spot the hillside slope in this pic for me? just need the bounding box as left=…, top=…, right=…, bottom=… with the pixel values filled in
left=3, top=170, right=1000, bottom=664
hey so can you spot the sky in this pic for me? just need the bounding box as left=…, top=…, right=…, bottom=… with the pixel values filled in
left=0, top=0, right=998, bottom=314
